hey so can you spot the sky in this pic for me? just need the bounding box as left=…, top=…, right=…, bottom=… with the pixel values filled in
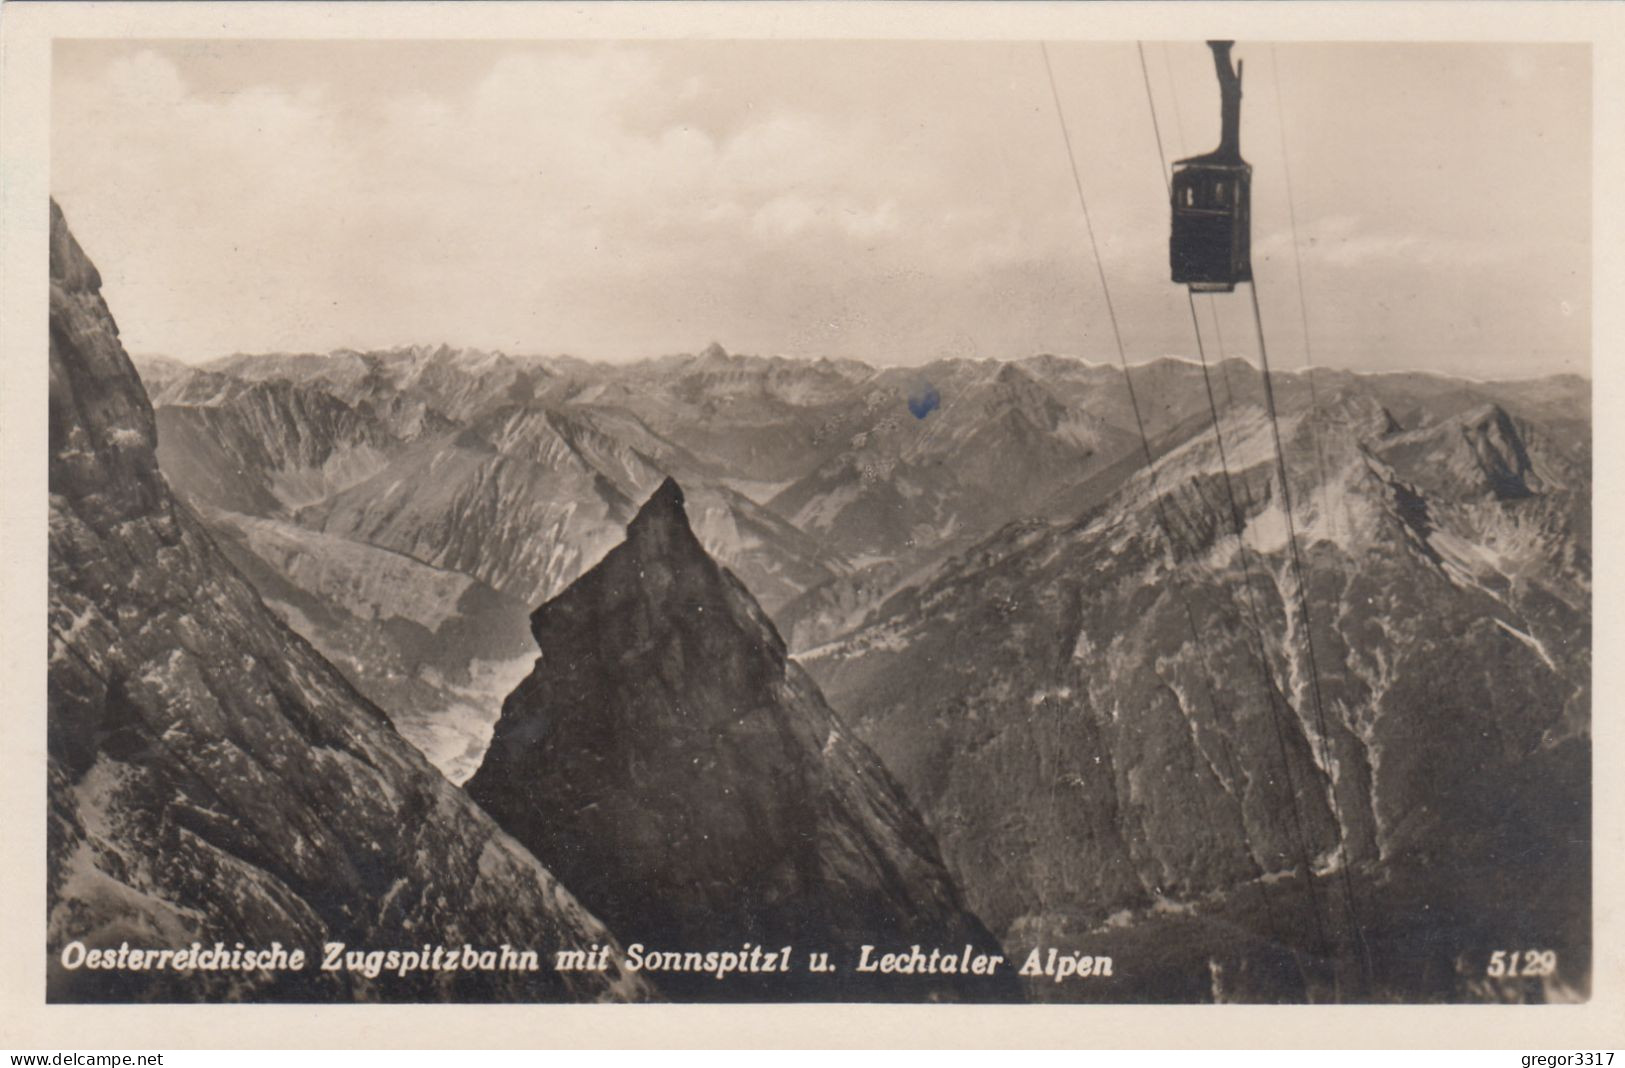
left=52, top=39, right=1590, bottom=376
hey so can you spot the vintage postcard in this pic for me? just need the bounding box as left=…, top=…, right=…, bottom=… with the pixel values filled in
left=1, top=0, right=1621, bottom=1049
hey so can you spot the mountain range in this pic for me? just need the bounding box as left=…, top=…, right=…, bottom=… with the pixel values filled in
left=85, top=226, right=1590, bottom=1002
left=130, top=339, right=1180, bottom=780
left=49, top=201, right=1017, bottom=1003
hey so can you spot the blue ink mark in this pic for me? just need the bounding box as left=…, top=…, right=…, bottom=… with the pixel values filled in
left=908, top=383, right=941, bottom=420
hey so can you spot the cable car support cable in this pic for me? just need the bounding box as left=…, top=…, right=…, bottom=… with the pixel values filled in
left=1136, top=40, right=1334, bottom=967
left=1154, top=37, right=1376, bottom=991
left=1045, top=43, right=1349, bottom=985
left=1269, top=46, right=1337, bottom=534
left=1245, top=278, right=1376, bottom=987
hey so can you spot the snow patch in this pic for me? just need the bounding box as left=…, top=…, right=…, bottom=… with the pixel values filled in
left=1493, top=618, right=1559, bottom=671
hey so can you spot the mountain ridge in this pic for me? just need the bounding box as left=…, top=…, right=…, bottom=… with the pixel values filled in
left=799, top=370, right=1589, bottom=1000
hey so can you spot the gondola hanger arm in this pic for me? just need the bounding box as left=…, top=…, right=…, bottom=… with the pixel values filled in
left=1209, top=41, right=1243, bottom=162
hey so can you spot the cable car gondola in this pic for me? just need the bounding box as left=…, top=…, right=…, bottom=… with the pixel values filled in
left=1170, top=41, right=1252, bottom=293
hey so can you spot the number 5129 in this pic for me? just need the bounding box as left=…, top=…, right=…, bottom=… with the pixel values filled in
left=1487, top=949, right=1557, bottom=977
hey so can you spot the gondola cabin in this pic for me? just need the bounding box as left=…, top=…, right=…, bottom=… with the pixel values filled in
left=1170, top=159, right=1251, bottom=292
left=1170, top=41, right=1253, bottom=293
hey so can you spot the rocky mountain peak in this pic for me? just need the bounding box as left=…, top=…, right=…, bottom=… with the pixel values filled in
left=980, top=361, right=1061, bottom=416
left=1380, top=400, right=1557, bottom=503
left=1461, top=401, right=1522, bottom=442
left=625, top=475, right=696, bottom=547
left=699, top=340, right=730, bottom=361
left=1460, top=402, right=1540, bottom=499
left=993, top=361, right=1033, bottom=387
left=466, top=474, right=1012, bottom=1000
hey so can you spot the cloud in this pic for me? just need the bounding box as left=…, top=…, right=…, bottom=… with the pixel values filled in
left=1253, top=212, right=1514, bottom=272
left=57, top=43, right=1044, bottom=361
left=50, top=40, right=1588, bottom=376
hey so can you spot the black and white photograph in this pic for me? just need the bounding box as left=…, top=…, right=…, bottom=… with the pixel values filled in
left=5, top=0, right=1619, bottom=1044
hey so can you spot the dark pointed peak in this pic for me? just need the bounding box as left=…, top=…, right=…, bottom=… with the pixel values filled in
left=699, top=341, right=729, bottom=362
left=647, top=475, right=685, bottom=512
left=1461, top=401, right=1530, bottom=449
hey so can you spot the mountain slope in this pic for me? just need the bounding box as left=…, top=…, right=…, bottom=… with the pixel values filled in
left=205, top=343, right=547, bottom=426
left=199, top=509, right=538, bottom=783
left=153, top=379, right=400, bottom=517
left=769, top=362, right=1139, bottom=563
left=46, top=199, right=650, bottom=1003
left=301, top=403, right=842, bottom=613
left=802, top=383, right=1590, bottom=1001
left=565, top=345, right=877, bottom=485
left=465, top=479, right=1014, bottom=1001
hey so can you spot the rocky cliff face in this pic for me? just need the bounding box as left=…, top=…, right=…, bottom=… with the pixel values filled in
left=465, top=478, right=1014, bottom=1000
left=46, top=200, right=651, bottom=1003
